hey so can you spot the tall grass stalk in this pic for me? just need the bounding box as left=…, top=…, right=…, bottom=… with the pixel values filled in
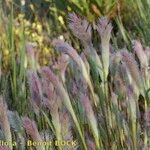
left=41, top=67, right=87, bottom=150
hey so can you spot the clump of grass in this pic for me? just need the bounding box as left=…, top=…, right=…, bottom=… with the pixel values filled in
left=0, top=12, right=150, bottom=150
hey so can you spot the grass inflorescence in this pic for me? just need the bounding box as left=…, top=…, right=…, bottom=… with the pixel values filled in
left=0, top=2, right=150, bottom=150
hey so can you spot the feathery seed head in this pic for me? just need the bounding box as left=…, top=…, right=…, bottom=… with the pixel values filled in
left=120, top=49, right=143, bottom=92
left=27, top=70, right=43, bottom=107
left=132, top=40, right=148, bottom=67
left=68, top=13, right=92, bottom=45
left=22, top=117, right=43, bottom=141
left=22, top=117, right=37, bottom=136
left=52, top=39, right=71, bottom=53
left=96, top=17, right=112, bottom=80
left=96, top=17, right=112, bottom=41
left=52, top=39, right=81, bottom=66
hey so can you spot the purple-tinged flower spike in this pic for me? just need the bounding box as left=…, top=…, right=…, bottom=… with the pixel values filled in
left=68, top=13, right=103, bottom=81
left=96, top=17, right=113, bottom=81
left=52, top=39, right=83, bottom=75
left=132, top=40, right=149, bottom=68
left=60, top=110, right=78, bottom=150
left=52, top=39, right=98, bottom=106
left=55, top=54, right=70, bottom=83
left=52, top=39, right=82, bottom=68
left=68, top=13, right=92, bottom=46
left=114, top=73, right=127, bottom=99
left=132, top=41, right=150, bottom=89
left=27, top=70, right=43, bottom=108
left=68, top=13, right=98, bottom=62
left=80, top=94, right=100, bottom=149
left=40, top=77, right=62, bottom=146
left=109, top=52, right=121, bottom=77
left=117, top=62, right=129, bottom=84
left=60, top=110, right=72, bottom=140
left=22, top=117, right=45, bottom=150
left=120, top=49, right=144, bottom=94
left=40, top=76, right=54, bottom=100
left=0, top=96, right=12, bottom=150
left=46, top=97, right=62, bottom=148
left=40, top=67, right=87, bottom=149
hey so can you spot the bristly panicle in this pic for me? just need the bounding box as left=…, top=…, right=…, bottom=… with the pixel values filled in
left=117, top=62, right=129, bottom=85
left=22, top=117, right=38, bottom=138
left=109, top=52, right=121, bottom=77
left=68, top=13, right=92, bottom=46
left=120, top=49, right=143, bottom=93
left=40, top=71, right=61, bottom=112
left=27, top=70, right=43, bottom=107
left=54, top=54, right=70, bottom=83
left=22, top=117, right=45, bottom=150
left=59, top=110, right=77, bottom=150
left=132, top=40, right=149, bottom=68
left=40, top=67, right=87, bottom=149
left=52, top=39, right=97, bottom=107
left=96, top=17, right=112, bottom=81
left=114, top=73, right=127, bottom=99
left=52, top=39, right=82, bottom=67
left=40, top=71, right=63, bottom=144
left=80, top=94, right=100, bottom=149
left=40, top=66, right=74, bottom=112
left=52, top=39, right=71, bottom=53
left=132, top=40, right=150, bottom=88
left=96, top=17, right=112, bottom=40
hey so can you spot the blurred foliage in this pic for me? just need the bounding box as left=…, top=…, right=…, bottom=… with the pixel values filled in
left=0, top=0, right=149, bottom=69
left=115, top=0, right=150, bottom=46
left=1, top=0, right=119, bottom=36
